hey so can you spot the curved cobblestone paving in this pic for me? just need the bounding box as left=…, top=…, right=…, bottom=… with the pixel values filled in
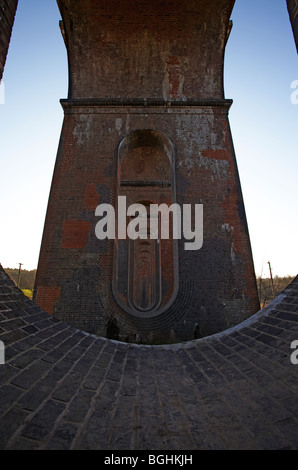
left=1, top=264, right=298, bottom=450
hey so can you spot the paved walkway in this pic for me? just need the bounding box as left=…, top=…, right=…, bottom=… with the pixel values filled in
left=0, top=264, right=298, bottom=450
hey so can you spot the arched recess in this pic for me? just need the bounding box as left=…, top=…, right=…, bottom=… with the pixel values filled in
left=112, top=129, right=179, bottom=318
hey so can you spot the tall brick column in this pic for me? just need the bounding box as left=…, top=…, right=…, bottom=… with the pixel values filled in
left=34, top=0, right=260, bottom=343
left=0, top=0, right=18, bottom=80
left=287, top=0, right=298, bottom=52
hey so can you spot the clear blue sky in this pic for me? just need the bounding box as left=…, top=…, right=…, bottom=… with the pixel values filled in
left=0, top=0, right=297, bottom=279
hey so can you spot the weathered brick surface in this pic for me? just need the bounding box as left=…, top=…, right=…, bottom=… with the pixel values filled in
left=2, top=265, right=298, bottom=450
left=34, top=0, right=260, bottom=343
left=57, top=0, right=232, bottom=101
left=0, top=0, right=18, bottom=80
left=287, top=0, right=298, bottom=52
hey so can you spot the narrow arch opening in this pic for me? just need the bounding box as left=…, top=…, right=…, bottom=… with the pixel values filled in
left=112, top=129, right=179, bottom=319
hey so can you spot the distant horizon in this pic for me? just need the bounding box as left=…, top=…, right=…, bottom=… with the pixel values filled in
left=2, top=264, right=296, bottom=280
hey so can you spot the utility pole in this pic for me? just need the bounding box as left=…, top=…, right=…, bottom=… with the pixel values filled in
left=258, top=266, right=263, bottom=306
left=17, top=263, right=23, bottom=288
left=268, top=261, right=275, bottom=298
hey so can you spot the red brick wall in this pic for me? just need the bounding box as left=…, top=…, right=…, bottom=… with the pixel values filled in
left=35, top=0, right=261, bottom=343
left=35, top=286, right=61, bottom=315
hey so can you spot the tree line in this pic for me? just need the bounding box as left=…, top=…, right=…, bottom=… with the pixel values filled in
left=3, top=267, right=296, bottom=308
left=4, top=268, right=36, bottom=290
left=257, top=275, right=295, bottom=308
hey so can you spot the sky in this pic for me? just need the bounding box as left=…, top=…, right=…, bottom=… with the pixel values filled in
left=0, top=0, right=297, bottom=279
